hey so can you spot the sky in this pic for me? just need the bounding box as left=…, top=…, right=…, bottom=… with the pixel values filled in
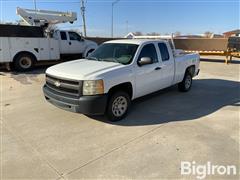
left=0, top=0, right=239, bottom=37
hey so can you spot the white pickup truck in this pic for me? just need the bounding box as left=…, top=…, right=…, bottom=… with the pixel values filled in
left=0, top=25, right=98, bottom=71
left=43, top=39, right=200, bottom=121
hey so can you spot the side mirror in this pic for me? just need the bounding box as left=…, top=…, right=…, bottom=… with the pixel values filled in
left=138, top=57, right=153, bottom=66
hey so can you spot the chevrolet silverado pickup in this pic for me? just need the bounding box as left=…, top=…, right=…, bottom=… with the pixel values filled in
left=43, top=39, right=200, bottom=121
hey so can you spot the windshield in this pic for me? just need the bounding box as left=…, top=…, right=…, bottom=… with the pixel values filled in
left=87, top=43, right=139, bottom=65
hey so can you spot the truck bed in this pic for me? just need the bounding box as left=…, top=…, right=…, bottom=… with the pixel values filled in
left=174, top=52, right=200, bottom=83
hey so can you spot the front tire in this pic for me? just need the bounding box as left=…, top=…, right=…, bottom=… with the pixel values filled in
left=13, top=53, right=35, bottom=71
left=106, top=91, right=130, bottom=121
left=178, top=72, right=192, bottom=92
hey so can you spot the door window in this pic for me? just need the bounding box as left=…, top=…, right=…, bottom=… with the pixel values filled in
left=158, top=43, right=170, bottom=61
left=138, top=44, right=158, bottom=63
left=69, top=32, right=81, bottom=41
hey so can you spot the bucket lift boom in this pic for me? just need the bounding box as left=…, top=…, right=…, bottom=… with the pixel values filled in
left=16, top=7, right=77, bottom=27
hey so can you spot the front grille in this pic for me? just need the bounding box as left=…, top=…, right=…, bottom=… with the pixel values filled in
left=46, top=74, right=82, bottom=97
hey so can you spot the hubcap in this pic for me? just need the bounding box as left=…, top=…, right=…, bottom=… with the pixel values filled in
left=112, top=96, right=128, bottom=117
left=185, top=75, right=192, bottom=89
left=19, top=57, right=32, bottom=69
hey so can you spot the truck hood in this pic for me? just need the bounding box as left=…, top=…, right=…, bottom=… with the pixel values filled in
left=46, top=59, right=123, bottom=80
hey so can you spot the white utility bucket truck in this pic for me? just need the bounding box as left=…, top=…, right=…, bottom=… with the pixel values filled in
left=0, top=7, right=97, bottom=71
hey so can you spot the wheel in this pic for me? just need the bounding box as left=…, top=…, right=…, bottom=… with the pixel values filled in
left=13, top=53, right=35, bottom=71
left=178, top=71, right=192, bottom=92
left=106, top=91, right=131, bottom=121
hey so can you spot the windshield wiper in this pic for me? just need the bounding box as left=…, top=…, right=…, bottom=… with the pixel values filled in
left=87, top=57, right=121, bottom=64
left=110, top=58, right=119, bottom=63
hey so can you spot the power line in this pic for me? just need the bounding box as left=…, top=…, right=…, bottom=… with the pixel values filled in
left=0, top=0, right=237, bottom=1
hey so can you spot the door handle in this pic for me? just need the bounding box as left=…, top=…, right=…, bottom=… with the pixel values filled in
left=155, top=67, right=161, bottom=70
left=69, top=42, right=72, bottom=45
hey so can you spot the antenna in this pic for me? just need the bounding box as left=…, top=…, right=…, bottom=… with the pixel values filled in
left=81, top=0, right=87, bottom=37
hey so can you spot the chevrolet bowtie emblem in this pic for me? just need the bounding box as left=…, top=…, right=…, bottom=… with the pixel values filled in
left=54, top=81, right=61, bottom=87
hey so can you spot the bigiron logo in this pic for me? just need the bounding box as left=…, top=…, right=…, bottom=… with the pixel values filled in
left=181, top=161, right=238, bottom=179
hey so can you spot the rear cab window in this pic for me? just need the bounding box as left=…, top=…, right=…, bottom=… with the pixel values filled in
left=158, top=43, right=170, bottom=61
left=60, top=31, right=67, bottom=40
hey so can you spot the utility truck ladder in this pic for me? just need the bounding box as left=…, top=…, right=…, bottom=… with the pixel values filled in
left=16, top=7, right=77, bottom=27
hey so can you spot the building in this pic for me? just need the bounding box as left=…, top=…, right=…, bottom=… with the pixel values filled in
left=223, top=29, right=240, bottom=38
left=124, top=32, right=174, bottom=39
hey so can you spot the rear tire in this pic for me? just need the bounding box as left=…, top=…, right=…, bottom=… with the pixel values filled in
left=178, top=71, right=192, bottom=92
left=13, top=53, right=35, bottom=72
left=106, top=91, right=130, bottom=121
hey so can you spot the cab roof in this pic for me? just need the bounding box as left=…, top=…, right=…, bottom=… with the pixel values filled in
left=104, top=39, right=168, bottom=45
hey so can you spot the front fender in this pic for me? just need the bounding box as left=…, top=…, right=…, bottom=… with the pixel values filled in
left=83, top=45, right=98, bottom=57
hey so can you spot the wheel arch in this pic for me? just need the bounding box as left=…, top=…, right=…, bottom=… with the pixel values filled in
left=83, top=46, right=97, bottom=57
left=107, top=82, right=133, bottom=100
left=186, top=65, right=196, bottom=76
left=13, top=51, right=37, bottom=63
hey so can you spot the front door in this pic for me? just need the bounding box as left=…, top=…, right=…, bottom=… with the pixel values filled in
left=135, top=43, right=164, bottom=98
left=68, top=31, right=85, bottom=55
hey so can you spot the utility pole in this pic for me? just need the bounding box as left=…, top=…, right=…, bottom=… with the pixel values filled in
left=33, top=0, right=37, bottom=26
left=111, top=0, right=120, bottom=38
left=81, top=0, right=87, bottom=37
left=33, top=0, right=37, bottom=12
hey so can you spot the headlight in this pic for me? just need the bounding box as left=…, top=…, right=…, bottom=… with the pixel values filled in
left=83, top=80, right=104, bottom=95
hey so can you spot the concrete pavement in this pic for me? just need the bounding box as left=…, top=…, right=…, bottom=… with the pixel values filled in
left=1, top=57, right=239, bottom=179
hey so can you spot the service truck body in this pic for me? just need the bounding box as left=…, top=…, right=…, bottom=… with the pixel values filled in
left=43, top=39, right=200, bottom=121
left=0, top=25, right=97, bottom=71
left=0, top=37, right=60, bottom=62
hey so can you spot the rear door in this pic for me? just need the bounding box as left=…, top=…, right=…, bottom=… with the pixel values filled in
left=157, top=42, right=175, bottom=88
left=135, top=43, right=164, bottom=98
left=59, top=31, right=69, bottom=54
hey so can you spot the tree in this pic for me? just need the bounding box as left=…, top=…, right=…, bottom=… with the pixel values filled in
left=146, top=32, right=160, bottom=36
left=204, top=31, right=213, bottom=38
left=16, top=19, right=25, bottom=25
left=175, top=31, right=181, bottom=37
left=47, top=24, right=58, bottom=31
left=0, top=21, right=16, bottom=25
left=134, top=31, right=143, bottom=36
